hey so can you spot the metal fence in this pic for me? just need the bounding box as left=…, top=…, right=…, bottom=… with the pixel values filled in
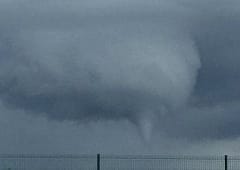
left=0, top=154, right=239, bottom=170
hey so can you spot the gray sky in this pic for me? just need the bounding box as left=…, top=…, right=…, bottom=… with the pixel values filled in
left=0, top=0, right=240, bottom=154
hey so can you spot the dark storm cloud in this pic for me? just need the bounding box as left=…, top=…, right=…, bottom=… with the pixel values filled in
left=194, top=18, right=240, bottom=104
left=0, top=0, right=240, bottom=141
left=157, top=101, right=240, bottom=140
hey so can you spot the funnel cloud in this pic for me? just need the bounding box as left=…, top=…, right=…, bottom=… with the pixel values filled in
left=1, top=0, right=240, bottom=153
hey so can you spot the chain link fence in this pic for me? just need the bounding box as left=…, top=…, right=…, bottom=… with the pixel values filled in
left=229, top=156, right=240, bottom=170
left=0, top=154, right=96, bottom=170
left=0, top=154, right=239, bottom=170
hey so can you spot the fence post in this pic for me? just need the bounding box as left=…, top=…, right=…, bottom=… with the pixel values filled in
left=225, top=155, right=228, bottom=170
left=97, top=153, right=100, bottom=170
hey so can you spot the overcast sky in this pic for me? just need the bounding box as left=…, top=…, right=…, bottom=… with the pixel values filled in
left=1, top=0, right=240, bottom=155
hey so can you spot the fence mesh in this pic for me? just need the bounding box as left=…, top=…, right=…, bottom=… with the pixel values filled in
left=0, top=154, right=239, bottom=170
left=0, top=154, right=97, bottom=170
left=101, top=155, right=224, bottom=170
left=229, top=156, right=240, bottom=170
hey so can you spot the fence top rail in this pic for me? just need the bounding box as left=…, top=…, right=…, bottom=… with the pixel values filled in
left=0, top=154, right=234, bottom=160
left=228, top=156, right=240, bottom=160
left=101, top=155, right=224, bottom=160
left=0, top=154, right=96, bottom=159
